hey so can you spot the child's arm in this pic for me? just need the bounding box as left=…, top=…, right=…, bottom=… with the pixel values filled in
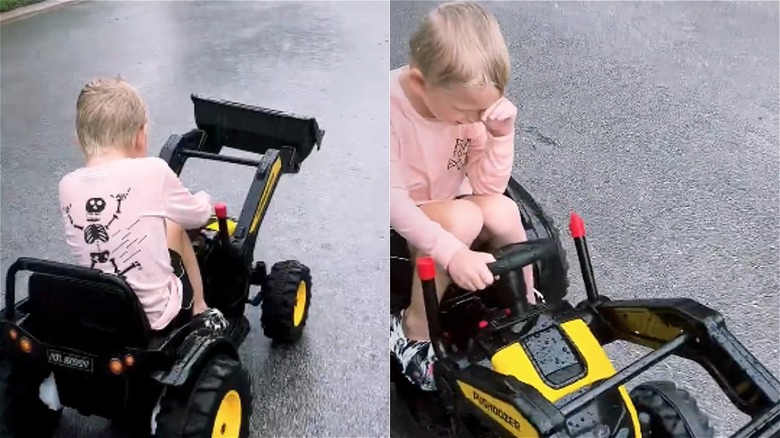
left=390, top=128, right=466, bottom=270
left=464, top=124, right=514, bottom=196
left=157, top=159, right=213, bottom=229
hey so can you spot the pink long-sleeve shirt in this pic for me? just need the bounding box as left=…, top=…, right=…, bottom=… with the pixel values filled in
left=390, top=67, right=516, bottom=269
left=58, top=156, right=213, bottom=330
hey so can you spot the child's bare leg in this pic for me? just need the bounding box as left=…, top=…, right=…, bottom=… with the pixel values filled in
left=165, top=220, right=207, bottom=315
left=404, top=245, right=455, bottom=337
left=463, top=194, right=536, bottom=304
left=403, top=199, right=484, bottom=340
left=391, top=199, right=485, bottom=391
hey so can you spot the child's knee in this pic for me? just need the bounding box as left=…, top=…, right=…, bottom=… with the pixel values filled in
left=439, top=201, right=484, bottom=246
left=480, top=195, right=523, bottom=236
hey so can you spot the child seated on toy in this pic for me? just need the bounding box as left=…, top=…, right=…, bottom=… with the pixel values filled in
left=58, top=76, right=227, bottom=333
left=390, top=1, right=538, bottom=391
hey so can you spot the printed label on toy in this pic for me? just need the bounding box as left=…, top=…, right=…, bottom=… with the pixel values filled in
left=47, top=349, right=93, bottom=372
left=472, top=390, right=522, bottom=432
left=456, top=381, right=539, bottom=438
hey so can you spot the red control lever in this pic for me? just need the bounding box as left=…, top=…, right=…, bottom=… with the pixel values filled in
left=214, top=203, right=231, bottom=248
left=215, top=203, right=227, bottom=219
left=416, top=257, right=447, bottom=359
left=569, top=211, right=586, bottom=238
left=569, top=211, right=598, bottom=302
left=417, top=257, right=437, bottom=281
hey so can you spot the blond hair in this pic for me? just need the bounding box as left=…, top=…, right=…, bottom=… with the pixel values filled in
left=75, top=76, right=147, bottom=157
left=408, top=1, right=511, bottom=93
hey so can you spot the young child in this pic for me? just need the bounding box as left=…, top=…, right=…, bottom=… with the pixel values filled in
left=390, top=1, right=537, bottom=391
left=59, top=76, right=226, bottom=333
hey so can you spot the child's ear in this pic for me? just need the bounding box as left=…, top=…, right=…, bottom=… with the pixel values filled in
left=408, top=67, right=427, bottom=89
left=134, top=124, right=148, bottom=155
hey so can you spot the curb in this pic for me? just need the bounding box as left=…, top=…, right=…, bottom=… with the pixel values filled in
left=0, top=0, right=84, bottom=25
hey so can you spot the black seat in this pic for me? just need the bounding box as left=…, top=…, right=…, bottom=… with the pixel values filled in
left=26, top=269, right=152, bottom=352
left=390, top=228, right=413, bottom=314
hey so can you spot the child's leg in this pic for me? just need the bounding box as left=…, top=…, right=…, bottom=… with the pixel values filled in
left=462, top=194, right=536, bottom=304
left=403, top=199, right=485, bottom=340
left=405, top=244, right=452, bottom=336
left=390, top=199, right=484, bottom=392
left=165, top=220, right=207, bottom=315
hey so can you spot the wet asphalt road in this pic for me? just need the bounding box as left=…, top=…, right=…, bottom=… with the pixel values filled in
left=1, top=1, right=389, bottom=437
left=391, top=1, right=778, bottom=437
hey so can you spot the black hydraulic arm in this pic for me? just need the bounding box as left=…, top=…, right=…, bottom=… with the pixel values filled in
left=567, top=212, right=780, bottom=423
left=232, top=149, right=284, bottom=258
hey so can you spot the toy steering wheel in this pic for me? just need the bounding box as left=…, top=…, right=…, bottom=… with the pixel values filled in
left=487, top=239, right=556, bottom=276
left=486, top=238, right=557, bottom=312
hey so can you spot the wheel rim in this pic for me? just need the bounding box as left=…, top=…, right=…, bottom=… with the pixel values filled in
left=293, top=280, right=307, bottom=326
left=212, top=390, right=241, bottom=438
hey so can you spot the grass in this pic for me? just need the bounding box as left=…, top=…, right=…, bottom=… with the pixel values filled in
left=0, top=0, right=46, bottom=13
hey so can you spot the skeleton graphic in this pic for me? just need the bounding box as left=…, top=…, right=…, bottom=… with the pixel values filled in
left=64, top=188, right=131, bottom=245
left=64, top=188, right=141, bottom=277
left=88, top=250, right=141, bottom=278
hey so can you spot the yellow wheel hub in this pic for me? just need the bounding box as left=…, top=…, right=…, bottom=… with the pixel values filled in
left=293, top=281, right=307, bottom=327
left=212, top=390, right=241, bottom=438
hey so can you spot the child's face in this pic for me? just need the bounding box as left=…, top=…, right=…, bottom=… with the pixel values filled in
left=412, top=70, right=501, bottom=125
left=424, top=83, right=500, bottom=125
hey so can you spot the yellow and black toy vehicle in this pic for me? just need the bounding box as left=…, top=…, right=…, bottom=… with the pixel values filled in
left=0, top=95, right=324, bottom=438
left=390, top=182, right=780, bottom=438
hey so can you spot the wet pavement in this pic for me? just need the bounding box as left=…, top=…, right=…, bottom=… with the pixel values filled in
left=1, top=1, right=389, bottom=436
left=391, top=1, right=778, bottom=437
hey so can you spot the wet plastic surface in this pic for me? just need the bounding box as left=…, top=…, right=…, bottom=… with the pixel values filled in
left=1, top=1, right=389, bottom=436
left=391, top=1, right=778, bottom=436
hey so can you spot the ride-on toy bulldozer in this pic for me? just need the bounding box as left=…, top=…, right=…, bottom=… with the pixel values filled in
left=390, top=181, right=780, bottom=438
left=0, top=95, right=325, bottom=438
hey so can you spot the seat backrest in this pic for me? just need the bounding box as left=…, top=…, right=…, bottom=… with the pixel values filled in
left=390, top=228, right=413, bottom=314
left=27, top=271, right=151, bottom=351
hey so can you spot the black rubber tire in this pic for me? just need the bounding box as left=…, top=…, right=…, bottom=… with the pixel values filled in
left=260, top=260, right=312, bottom=343
left=0, top=352, right=62, bottom=438
left=630, top=381, right=715, bottom=438
left=154, top=354, right=252, bottom=438
left=505, top=177, right=570, bottom=304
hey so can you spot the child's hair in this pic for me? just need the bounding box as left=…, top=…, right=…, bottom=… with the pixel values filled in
left=408, top=1, right=511, bottom=94
left=75, top=76, right=147, bottom=157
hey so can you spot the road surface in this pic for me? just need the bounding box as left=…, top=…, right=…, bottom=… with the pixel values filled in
left=390, top=1, right=779, bottom=436
left=1, top=1, right=389, bottom=436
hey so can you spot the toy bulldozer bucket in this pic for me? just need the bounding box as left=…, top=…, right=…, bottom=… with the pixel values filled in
left=162, top=94, right=325, bottom=176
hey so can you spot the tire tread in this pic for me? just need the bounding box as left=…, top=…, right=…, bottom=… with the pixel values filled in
left=260, top=260, right=312, bottom=343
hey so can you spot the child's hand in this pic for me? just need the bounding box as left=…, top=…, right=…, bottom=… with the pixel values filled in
left=481, top=97, right=518, bottom=138
left=447, top=247, right=497, bottom=291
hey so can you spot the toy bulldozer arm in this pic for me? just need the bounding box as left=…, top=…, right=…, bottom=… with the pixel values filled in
left=159, top=131, right=281, bottom=259
left=734, top=403, right=780, bottom=438
left=159, top=96, right=325, bottom=257
left=232, top=149, right=283, bottom=255
left=563, top=213, right=779, bottom=438
left=590, top=298, right=780, bottom=436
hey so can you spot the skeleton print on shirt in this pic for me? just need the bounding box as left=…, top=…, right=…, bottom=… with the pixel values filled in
left=62, top=187, right=144, bottom=279
left=447, top=137, right=471, bottom=171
